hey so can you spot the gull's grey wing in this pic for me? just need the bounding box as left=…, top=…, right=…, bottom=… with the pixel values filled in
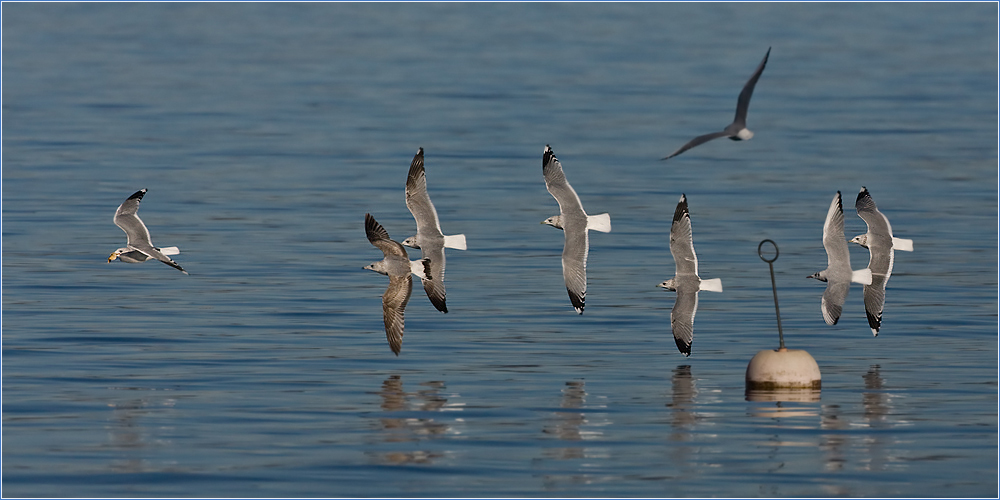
left=114, top=188, right=153, bottom=248
left=662, top=131, right=733, bottom=160
left=365, top=213, right=408, bottom=259
left=855, top=187, right=894, bottom=241
left=405, top=147, right=444, bottom=238
left=383, top=274, right=412, bottom=355
left=670, top=286, right=699, bottom=356
left=562, top=221, right=589, bottom=314
left=669, top=194, right=699, bottom=277
left=542, top=145, right=586, bottom=219
left=821, top=281, right=850, bottom=326
left=823, top=191, right=851, bottom=270
left=733, top=47, right=770, bottom=126
left=863, top=273, right=887, bottom=336
left=855, top=188, right=894, bottom=277
left=141, top=248, right=187, bottom=274
left=419, top=243, right=448, bottom=313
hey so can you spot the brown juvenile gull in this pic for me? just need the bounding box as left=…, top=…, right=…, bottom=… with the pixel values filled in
left=662, top=47, right=770, bottom=160
left=364, top=213, right=432, bottom=355
left=400, top=147, right=467, bottom=314
left=540, top=145, right=611, bottom=314
left=849, top=187, right=913, bottom=337
left=808, top=191, right=873, bottom=325
left=108, top=188, right=187, bottom=274
left=656, top=194, right=723, bottom=356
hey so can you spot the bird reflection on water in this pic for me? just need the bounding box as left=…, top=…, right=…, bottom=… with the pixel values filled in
left=371, top=375, right=462, bottom=465
left=540, top=380, right=610, bottom=490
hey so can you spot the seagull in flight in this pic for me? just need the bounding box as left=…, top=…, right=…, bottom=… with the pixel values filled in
left=662, top=47, right=771, bottom=160
left=108, top=188, right=187, bottom=274
left=541, top=145, right=611, bottom=314
left=808, top=191, right=873, bottom=325
left=364, top=213, right=433, bottom=355
left=657, top=194, right=722, bottom=356
left=401, top=147, right=467, bottom=313
left=849, top=187, right=913, bottom=336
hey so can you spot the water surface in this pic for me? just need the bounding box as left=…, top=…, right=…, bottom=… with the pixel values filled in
left=3, top=3, right=997, bottom=497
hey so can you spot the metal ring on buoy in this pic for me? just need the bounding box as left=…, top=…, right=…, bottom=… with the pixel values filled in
left=758, top=239, right=779, bottom=263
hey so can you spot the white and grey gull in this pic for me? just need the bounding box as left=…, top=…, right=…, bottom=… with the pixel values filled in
left=108, top=188, right=187, bottom=274
left=807, top=191, right=873, bottom=325
left=364, top=213, right=433, bottom=356
left=400, top=147, right=467, bottom=314
left=656, top=194, right=722, bottom=356
left=850, top=187, right=913, bottom=336
left=662, top=47, right=770, bottom=160
left=541, top=145, right=611, bottom=314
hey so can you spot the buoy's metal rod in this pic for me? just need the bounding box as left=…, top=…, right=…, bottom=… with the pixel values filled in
left=758, top=239, right=785, bottom=349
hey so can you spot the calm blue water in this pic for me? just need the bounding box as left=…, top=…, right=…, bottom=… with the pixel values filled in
left=2, top=3, right=997, bottom=497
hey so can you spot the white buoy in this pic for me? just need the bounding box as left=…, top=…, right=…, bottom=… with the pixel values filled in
left=747, top=240, right=822, bottom=392
left=745, top=347, right=821, bottom=390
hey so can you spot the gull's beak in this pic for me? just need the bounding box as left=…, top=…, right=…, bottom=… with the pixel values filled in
left=108, top=252, right=118, bottom=263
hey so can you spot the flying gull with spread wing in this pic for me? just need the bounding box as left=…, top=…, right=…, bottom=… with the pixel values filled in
left=849, top=187, right=913, bottom=336
left=808, top=191, right=873, bottom=325
left=364, top=213, right=433, bottom=355
left=108, top=188, right=187, bottom=274
left=401, top=147, right=467, bottom=313
left=662, top=47, right=771, bottom=160
left=656, top=194, right=723, bottom=356
left=541, top=145, right=611, bottom=314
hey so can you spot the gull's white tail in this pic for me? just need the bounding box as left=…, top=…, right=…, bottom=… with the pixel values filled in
left=587, top=213, right=612, bottom=233
left=851, top=268, right=873, bottom=285
left=892, top=237, right=914, bottom=252
left=158, top=246, right=180, bottom=255
left=700, top=278, right=723, bottom=293
left=444, top=233, right=467, bottom=251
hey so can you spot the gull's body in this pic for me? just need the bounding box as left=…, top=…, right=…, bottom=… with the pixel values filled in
left=850, top=187, right=913, bottom=336
left=541, top=145, right=611, bottom=314
left=808, top=191, right=873, bottom=325
left=401, top=147, right=467, bottom=314
left=364, top=213, right=432, bottom=356
left=662, top=47, right=770, bottom=160
left=656, top=194, right=722, bottom=356
left=108, top=188, right=187, bottom=274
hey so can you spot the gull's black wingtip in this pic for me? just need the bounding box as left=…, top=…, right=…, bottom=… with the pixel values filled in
left=856, top=186, right=871, bottom=203
left=543, top=144, right=557, bottom=168
left=127, top=188, right=148, bottom=201
left=675, top=337, right=692, bottom=357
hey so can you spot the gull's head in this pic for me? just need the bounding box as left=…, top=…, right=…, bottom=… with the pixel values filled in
left=736, top=128, right=754, bottom=140
left=401, top=236, right=419, bottom=249
left=108, top=249, right=124, bottom=263
left=364, top=261, right=388, bottom=276
left=849, top=234, right=869, bottom=249
left=656, top=279, right=677, bottom=291
left=807, top=272, right=827, bottom=282
left=541, top=215, right=563, bottom=229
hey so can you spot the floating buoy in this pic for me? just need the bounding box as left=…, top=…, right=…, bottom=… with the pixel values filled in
left=746, top=240, right=822, bottom=392
left=745, top=347, right=821, bottom=390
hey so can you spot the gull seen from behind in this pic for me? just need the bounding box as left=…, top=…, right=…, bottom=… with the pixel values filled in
left=850, top=187, right=914, bottom=336
left=363, top=213, right=433, bottom=356
left=657, top=194, right=723, bottom=356
left=662, top=47, right=771, bottom=160
left=541, top=145, right=611, bottom=314
left=401, top=147, right=467, bottom=313
left=108, top=188, right=187, bottom=274
left=807, top=191, right=873, bottom=325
